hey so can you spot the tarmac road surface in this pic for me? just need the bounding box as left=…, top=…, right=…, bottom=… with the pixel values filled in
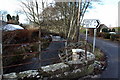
left=80, top=34, right=119, bottom=78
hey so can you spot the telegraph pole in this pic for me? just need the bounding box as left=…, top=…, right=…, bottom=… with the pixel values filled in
left=0, top=42, right=2, bottom=80
left=0, top=13, right=3, bottom=80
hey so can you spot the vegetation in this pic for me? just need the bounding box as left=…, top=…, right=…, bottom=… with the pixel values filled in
left=102, top=28, right=108, bottom=32
left=7, top=14, right=12, bottom=21
left=112, top=27, right=120, bottom=33
left=20, top=0, right=92, bottom=41
left=2, top=1, right=108, bottom=78
left=103, top=33, right=111, bottom=39
left=3, top=29, right=52, bottom=66
left=110, top=34, right=115, bottom=41
left=95, top=27, right=120, bottom=42
left=94, top=48, right=105, bottom=61
left=7, top=14, right=19, bottom=24
left=112, top=28, right=115, bottom=32
left=108, top=29, right=111, bottom=32
left=84, top=43, right=106, bottom=61
left=110, top=34, right=120, bottom=41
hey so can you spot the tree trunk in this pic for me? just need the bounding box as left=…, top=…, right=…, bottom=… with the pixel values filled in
left=76, top=0, right=81, bottom=42
left=67, top=15, right=74, bottom=40
left=38, top=26, right=41, bottom=67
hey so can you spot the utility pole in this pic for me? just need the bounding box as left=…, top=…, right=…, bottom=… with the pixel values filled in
left=0, top=13, right=3, bottom=80
left=0, top=42, right=2, bottom=80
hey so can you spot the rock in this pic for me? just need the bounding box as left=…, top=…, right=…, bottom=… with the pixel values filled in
left=18, top=70, right=39, bottom=79
left=3, top=73, right=17, bottom=79
left=41, top=63, right=69, bottom=73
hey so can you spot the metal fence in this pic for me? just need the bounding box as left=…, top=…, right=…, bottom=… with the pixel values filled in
left=2, top=40, right=75, bottom=72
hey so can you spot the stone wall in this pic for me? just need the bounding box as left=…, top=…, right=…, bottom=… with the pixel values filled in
left=2, top=50, right=96, bottom=79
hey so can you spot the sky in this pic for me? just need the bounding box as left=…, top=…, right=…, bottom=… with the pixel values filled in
left=84, top=0, right=119, bottom=27
left=0, top=0, right=119, bottom=27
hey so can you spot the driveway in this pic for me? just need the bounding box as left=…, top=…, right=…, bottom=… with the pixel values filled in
left=80, top=34, right=119, bottom=78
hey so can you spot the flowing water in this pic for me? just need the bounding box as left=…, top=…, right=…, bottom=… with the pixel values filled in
left=3, top=36, right=65, bottom=74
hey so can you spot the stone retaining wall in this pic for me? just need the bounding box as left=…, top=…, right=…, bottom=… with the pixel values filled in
left=2, top=50, right=96, bottom=79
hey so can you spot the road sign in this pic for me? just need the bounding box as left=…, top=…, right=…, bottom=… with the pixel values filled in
left=83, top=19, right=100, bottom=55
left=83, top=19, right=100, bottom=28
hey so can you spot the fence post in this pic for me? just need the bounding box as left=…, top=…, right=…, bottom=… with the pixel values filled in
left=85, top=28, right=88, bottom=60
left=65, top=40, right=68, bottom=61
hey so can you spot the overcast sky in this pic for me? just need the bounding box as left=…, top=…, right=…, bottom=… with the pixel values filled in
left=0, top=0, right=119, bottom=27
left=84, top=0, right=119, bottom=27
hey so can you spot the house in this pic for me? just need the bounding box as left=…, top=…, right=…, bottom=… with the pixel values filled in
left=0, top=20, right=24, bottom=31
left=89, top=24, right=108, bottom=36
left=97, top=24, right=108, bottom=32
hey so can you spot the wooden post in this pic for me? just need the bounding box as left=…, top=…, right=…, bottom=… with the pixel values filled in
left=85, top=28, right=88, bottom=60
left=65, top=40, right=67, bottom=55
left=65, top=40, right=68, bottom=61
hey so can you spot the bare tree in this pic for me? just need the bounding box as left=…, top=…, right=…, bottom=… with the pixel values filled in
left=47, top=1, right=90, bottom=41
left=20, top=0, right=91, bottom=40
left=20, top=0, right=43, bottom=25
left=20, top=0, right=47, bottom=67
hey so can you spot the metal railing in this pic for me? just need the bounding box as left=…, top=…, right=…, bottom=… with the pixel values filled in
left=2, top=40, right=86, bottom=75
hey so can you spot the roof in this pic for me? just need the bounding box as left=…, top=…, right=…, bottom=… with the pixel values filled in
left=2, top=24, right=24, bottom=31
left=99, top=24, right=108, bottom=28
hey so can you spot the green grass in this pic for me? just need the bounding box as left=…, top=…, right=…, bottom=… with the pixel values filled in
left=114, top=27, right=120, bottom=32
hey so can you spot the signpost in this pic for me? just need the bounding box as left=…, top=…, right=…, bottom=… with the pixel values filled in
left=83, top=19, right=100, bottom=59
left=83, top=19, right=100, bottom=29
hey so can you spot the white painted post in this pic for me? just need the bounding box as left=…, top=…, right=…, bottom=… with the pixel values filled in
left=86, top=28, right=88, bottom=41
left=93, top=29, right=96, bottom=53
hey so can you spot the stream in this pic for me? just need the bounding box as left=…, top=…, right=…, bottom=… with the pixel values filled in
left=3, top=36, right=65, bottom=74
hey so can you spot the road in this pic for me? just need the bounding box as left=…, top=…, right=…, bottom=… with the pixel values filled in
left=81, top=34, right=119, bottom=78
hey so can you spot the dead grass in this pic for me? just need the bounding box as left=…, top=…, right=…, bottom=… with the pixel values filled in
left=94, top=48, right=105, bottom=61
